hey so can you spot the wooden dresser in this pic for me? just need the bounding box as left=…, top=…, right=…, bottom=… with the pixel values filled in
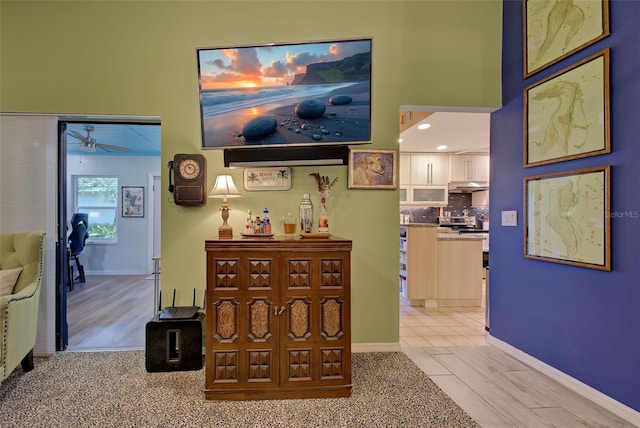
left=204, top=237, right=352, bottom=400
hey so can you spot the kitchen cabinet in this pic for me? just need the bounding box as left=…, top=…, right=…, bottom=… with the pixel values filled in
left=400, top=153, right=448, bottom=206
left=449, top=154, right=489, bottom=182
left=399, top=226, right=438, bottom=304
left=205, top=237, right=352, bottom=400
left=400, top=225, right=483, bottom=307
left=436, top=238, right=483, bottom=306
left=409, top=153, right=449, bottom=185
left=400, top=185, right=448, bottom=206
left=399, top=154, right=411, bottom=185
left=472, top=190, right=489, bottom=207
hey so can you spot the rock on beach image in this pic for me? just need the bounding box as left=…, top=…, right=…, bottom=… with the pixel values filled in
left=239, top=92, right=364, bottom=143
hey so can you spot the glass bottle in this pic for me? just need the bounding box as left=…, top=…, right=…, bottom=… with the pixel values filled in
left=245, top=210, right=253, bottom=235
left=318, top=197, right=329, bottom=233
left=299, top=193, right=313, bottom=233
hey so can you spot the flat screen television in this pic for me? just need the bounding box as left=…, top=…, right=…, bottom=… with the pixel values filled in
left=196, top=38, right=372, bottom=151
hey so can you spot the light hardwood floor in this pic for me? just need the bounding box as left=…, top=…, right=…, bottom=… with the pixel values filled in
left=67, top=274, right=155, bottom=350
left=67, top=275, right=635, bottom=427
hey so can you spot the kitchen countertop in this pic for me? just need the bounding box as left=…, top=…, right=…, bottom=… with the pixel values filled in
left=401, top=223, right=484, bottom=240
left=437, top=233, right=484, bottom=241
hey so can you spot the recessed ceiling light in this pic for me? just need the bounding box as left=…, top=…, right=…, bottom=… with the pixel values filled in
left=398, top=138, right=403, bottom=143
left=436, top=145, right=448, bottom=151
left=417, top=123, right=431, bottom=130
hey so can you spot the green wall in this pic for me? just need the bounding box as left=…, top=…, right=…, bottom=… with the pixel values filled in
left=0, top=1, right=501, bottom=345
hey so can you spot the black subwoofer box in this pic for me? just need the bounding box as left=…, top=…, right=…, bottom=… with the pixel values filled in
left=145, top=313, right=204, bottom=372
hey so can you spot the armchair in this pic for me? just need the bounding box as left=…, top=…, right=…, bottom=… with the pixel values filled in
left=0, top=231, right=45, bottom=381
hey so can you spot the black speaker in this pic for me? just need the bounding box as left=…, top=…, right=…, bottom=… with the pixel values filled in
left=145, top=313, right=204, bottom=372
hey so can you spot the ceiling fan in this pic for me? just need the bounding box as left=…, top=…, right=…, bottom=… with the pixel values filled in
left=68, top=125, right=131, bottom=153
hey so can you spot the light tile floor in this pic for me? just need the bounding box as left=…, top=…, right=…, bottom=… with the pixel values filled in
left=399, top=281, right=489, bottom=348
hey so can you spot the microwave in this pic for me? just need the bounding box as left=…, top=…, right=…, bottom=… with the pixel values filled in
left=399, top=185, right=448, bottom=206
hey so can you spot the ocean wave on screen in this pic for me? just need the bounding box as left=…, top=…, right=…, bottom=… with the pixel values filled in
left=201, top=82, right=355, bottom=117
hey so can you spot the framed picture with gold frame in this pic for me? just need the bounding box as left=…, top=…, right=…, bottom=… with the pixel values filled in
left=524, top=48, right=610, bottom=168
left=523, top=0, right=610, bottom=78
left=348, top=149, right=397, bottom=189
left=524, top=165, right=610, bottom=271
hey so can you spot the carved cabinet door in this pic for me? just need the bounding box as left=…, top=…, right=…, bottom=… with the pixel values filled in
left=279, top=250, right=352, bottom=389
left=206, top=252, right=279, bottom=391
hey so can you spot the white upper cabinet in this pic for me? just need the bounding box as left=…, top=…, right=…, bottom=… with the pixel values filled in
left=399, top=154, right=411, bottom=185
left=449, top=154, right=489, bottom=182
left=409, top=153, right=449, bottom=185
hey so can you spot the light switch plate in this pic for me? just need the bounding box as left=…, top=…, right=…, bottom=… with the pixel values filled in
left=501, top=210, right=518, bottom=226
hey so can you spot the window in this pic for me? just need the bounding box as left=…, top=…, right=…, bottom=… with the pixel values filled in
left=73, top=176, right=118, bottom=243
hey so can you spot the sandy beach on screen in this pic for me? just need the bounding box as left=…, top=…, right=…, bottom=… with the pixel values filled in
left=202, top=81, right=371, bottom=148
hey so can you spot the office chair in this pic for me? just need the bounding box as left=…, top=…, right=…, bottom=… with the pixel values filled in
left=68, top=214, right=89, bottom=289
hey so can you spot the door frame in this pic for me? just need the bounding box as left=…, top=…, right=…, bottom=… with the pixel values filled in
left=56, top=115, right=161, bottom=351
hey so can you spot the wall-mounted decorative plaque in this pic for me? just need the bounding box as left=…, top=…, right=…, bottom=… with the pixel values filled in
left=243, top=167, right=292, bottom=191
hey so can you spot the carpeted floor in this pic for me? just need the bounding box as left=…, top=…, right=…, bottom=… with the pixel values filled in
left=0, top=351, right=479, bottom=427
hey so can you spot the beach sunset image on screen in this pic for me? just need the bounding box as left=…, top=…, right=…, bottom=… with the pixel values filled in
left=196, top=38, right=372, bottom=149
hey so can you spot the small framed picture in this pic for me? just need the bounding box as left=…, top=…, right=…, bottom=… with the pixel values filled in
left=348, top=149, right=397, bottom=190
left=122, top=186, right=144, bottom=218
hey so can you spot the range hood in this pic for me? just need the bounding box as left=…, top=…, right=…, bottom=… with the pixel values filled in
left=224, top=145, right=349, bottom=168
left=448, top=181, right=489, bottom=193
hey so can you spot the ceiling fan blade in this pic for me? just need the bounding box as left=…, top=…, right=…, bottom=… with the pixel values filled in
left=95, top=143, right=131, bottom=152
left=68, top=130, right=88, bottom=141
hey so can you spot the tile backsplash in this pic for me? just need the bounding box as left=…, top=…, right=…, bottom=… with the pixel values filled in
left=400, top=193, right=489, bottom=224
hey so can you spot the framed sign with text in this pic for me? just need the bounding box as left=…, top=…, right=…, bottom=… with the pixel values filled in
left=243, top=167, right=292, bottom=191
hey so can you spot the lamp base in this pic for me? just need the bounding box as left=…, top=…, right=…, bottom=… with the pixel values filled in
left=218, top=228, right=233, bottom=240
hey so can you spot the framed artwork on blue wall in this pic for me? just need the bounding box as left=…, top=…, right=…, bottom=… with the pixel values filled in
left=524, top=48, right=610, bottom=167
left=523, top=0, right=610, bottom=78
left=524, top=165, right=610, bottom=271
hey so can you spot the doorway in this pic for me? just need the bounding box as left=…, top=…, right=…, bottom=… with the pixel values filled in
left=56, top=118, right=161, bottom=351
left=397, top=107, right=492, bottom=348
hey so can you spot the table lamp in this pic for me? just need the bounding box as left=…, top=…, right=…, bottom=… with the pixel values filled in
left=208, top=174, right=241, bottom=239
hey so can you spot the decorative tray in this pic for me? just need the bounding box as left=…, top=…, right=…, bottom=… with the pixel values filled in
left=241, top=233, right=274, bottom=238
left=299, top=232, right=332, bottom=239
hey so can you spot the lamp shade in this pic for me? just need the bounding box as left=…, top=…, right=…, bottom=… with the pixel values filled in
left=208, top=175, right=241, bottom=199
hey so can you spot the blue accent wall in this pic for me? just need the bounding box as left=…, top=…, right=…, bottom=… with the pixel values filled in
left=492, top=0, right=640, bottom=411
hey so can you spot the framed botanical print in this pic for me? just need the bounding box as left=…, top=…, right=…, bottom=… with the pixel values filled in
left=523, top=0, right=610, bottom=78
left=524, top=165, right=610, bottom=270
left=524, top=48, right=610, bottom=167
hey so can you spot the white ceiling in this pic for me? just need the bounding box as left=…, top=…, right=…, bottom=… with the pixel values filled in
left=399, top=111, right=490, bottom=154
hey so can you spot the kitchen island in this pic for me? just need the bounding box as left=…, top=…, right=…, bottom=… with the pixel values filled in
left=400, top=224, right=483, bottom=307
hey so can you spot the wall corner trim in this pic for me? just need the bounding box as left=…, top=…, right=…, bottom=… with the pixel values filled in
left=487, top=336, right=640, bottom=426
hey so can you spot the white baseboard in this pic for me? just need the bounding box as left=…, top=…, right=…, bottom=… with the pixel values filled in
left=85, top=270, right=148, bottom=276
left=352, top=342, right=402, bottom=353
left=488, top=336, right=640, bottom=426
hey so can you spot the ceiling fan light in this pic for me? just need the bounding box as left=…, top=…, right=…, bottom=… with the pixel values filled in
left=80, top=142, right=96, bottom=152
